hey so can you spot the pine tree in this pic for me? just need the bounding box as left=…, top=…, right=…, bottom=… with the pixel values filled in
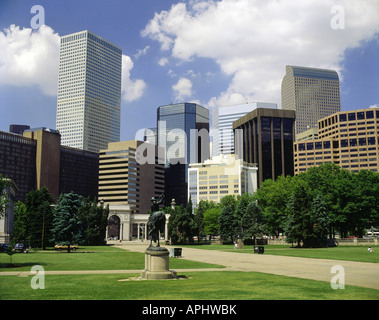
left=52, top=192, right=84, bottom=252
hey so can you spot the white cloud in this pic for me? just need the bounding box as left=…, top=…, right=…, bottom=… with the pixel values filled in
left=121, top=55, right=146, bottom=102
left=0, top=24, right=60, bottom=96
left=134, top=45, right=150, bottom=59
left=172, top=77, right=193, bottom=101
left=142, top=0, right=379, bottom=108
left=158, top=57, right=169, bottom=66
left=0, top=25, right=146, bottom=102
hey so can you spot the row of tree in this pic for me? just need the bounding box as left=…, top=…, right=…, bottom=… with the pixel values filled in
left=166, top=163, right=379, bottom=247
left=12, top=188, right=109, bottom=250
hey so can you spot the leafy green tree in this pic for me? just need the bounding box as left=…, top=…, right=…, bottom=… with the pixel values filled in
left=219, top=206, right=237, bottom=242
left=167, top=204, right=196, bottom=244
left=241, top=201, right=265, bottom=243
left=194, top=200, right=217, bottom=243
left=0, top=175, right=10, bottom=219
left=254, top=175, right=294, bottom=237
left=78, top=198, right=109, bottom=245
left=284, top=180, right=313, bottom=247
left=16, top=187, right=55, bottom=249
left=310, top=192, right=330, bottom=245
left=234, top=193, right=255, bottom=238
left=218, top=195, right=238, bottom=242
left=52, top=192, right=84, bottom=252
left=203, top=207, right=221, bottom=239
left=12, top=201, right=28, bottom=245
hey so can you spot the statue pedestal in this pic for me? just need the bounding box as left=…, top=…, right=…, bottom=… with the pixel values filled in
left=141, top=247, right=176, bottom=280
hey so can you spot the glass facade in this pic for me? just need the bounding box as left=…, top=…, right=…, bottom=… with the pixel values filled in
left=233, top=108, right=295, bottom=187
left=157, top=103, right=209, bottom=206
left=157, top=103, right=209, bottom=166
left=212, top=102, right=277, bottom=156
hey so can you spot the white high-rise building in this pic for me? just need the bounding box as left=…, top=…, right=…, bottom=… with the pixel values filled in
left=212, top=102, right=277, bottom=156
left=56, top=30, right=122, bottom=152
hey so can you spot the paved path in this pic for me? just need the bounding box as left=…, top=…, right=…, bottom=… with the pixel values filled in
left=119, top=243, right=379, bottom=290
left=1, top=243, right=378, bottom=290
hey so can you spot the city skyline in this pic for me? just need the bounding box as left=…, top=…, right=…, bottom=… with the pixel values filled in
left=0, top=0, right=379, bottom=142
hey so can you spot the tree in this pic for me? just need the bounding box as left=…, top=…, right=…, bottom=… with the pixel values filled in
left=194, top=200, right=217, bottom=243
left=234, top=193, right=255, bottom=238
left=310, top=192, right=330, bottom=246
left=78, top=198, right=109, bottom=245
left=203, top=207, right=221, bottom=240
left=0, top=175, right=10, bottom=219
left=254, top=175, right=294, bottom=237
left=219, top=206, right=237, bottom=242
left=12, top=201, right=28, bottom=245
left=167, top=204, right=196, bottom=244
left=14, top=187, right=55, bottom=249
left=52, top=192, right=84, bottom=252
left=219, top=195, right=238, bottom=242
left=284, top=180, right=313, bottom=247
left=241, top=201, right=265, bottom=243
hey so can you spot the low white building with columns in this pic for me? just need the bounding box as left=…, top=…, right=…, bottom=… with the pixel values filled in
left=106, top=204, right=170, bottom=242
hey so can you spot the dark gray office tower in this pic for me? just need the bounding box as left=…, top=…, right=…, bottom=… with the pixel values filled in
left=9, top=125, right=30, bottom=135
left=233, top=108, right=296, bottom=187
left=157, top=103, right=210, bottom=205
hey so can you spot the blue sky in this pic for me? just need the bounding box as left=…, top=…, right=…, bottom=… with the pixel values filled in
left=0, top=0, right=378, bottom=141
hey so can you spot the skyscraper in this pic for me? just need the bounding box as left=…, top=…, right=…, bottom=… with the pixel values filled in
left=56, top=30, right=122, bottom=152
left=157, top=103, right=210, bottom=205
left=281, top=65, right=341, bottom=136
left=212, top=102, right=277, bottom=156
left=233, top=108, right=296, bottom=187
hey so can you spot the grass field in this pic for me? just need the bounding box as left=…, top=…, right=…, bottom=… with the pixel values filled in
left=184, top=244, right=379, bottom=263
left=1, top=245, right=378, bottom=300
left=0, top=246, right=223, bottom=272
left=1, top=271, right=379, bottom=300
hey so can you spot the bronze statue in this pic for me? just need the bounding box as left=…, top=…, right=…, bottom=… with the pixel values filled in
left=148, top=194, right=166, bottom=248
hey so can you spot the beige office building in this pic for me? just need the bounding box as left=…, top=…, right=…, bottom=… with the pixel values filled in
left=282, top=65, right=341, bottom=136
left=98, top=140, right=165, bottom=214
left=188, top=154, right=258, bottom=206
left=294, top=108, right=379, bottom=174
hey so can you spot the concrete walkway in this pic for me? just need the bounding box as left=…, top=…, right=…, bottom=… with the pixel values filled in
left=119, top=243, right=379, bottom=290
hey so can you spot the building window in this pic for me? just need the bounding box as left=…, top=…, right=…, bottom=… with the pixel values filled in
left=348, top=113, right=356, bottom=121
left=323, top=141, right=331, bottom=149
left=340, top=139, right=348, bottom=148
left=357, top=112, right=365, bottom=120
left=366, top=110, right=374, bottom=119
left=350, top=139, right=357, bottom=147
left=359, top=138, right=367, bottom=146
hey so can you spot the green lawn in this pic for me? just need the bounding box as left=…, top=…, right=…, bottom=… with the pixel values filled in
left=0, top=247, right=223, bottom=272
left=184, top=244, right=379, bottom=263
left=1, top=245, right=378, bottom=300
left=1, top=271, right=378, bottom=300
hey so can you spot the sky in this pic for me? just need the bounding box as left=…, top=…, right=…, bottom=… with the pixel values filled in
left=0, top=0, right=378, bottom=141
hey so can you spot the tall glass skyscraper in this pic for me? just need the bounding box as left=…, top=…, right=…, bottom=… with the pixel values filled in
left=56, top=30, right=122, bottom=152
left=281, top=65, right=341, bottom=136
left=157, top=103, right=210, bottom=205
left=157, top=103, right=210, bottom=165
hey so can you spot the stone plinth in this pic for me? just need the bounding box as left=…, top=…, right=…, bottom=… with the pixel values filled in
left=141, top=247, right=176, bottom=280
